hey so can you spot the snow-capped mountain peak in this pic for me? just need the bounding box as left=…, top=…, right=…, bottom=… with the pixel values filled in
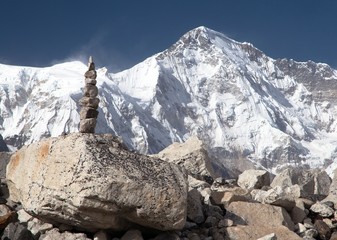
left=2, top=26, right=337, bottom=176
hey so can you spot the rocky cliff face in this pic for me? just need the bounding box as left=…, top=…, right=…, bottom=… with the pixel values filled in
left=2, top=26, right=337, bottom=176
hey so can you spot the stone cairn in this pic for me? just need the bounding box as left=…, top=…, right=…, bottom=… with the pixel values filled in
left=79, top=56, right=100, bottom=133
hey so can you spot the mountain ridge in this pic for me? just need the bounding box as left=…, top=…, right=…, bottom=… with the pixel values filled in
left=2, top=26, right=337, bottom=176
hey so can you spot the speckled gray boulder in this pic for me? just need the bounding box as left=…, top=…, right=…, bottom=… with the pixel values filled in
left=6, top=133, right=188, bottom=232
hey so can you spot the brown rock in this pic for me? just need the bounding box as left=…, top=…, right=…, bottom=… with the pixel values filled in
left=237, top=169, right=270, bottom=190
left=153, top=232, right=180, bottom=240
left=0, top=204, right=15, bottom=229
left=85, top=78, right=97, bottom=85
left=79, top=97, right=100, bottom=109
left=211, top=187, right=249, bottom=207
left=120, top=229, right=143, bottom=240
left=227, top=201, right=295, bottom=231
left=271, top=167, right=331, bottom=199
left=187, top=189, right=204, bottom=224
left=330, top=232, right=337, bottom=240
left=2, top=222, right=35, bottom=240
left=84, top=84, right=98, bottom=98
left=314, top=220, right=331, bottom=240
left=80, top=107, right=99, bottom=120
left=88, top=62, right=95, bottom=71
left=84, top=70, right=97, bottom=79
left=210, top=227, right=225, bottom=240
left=153, top=136, right=214, bottom=177
left=79, top=118, right=97, bottom=133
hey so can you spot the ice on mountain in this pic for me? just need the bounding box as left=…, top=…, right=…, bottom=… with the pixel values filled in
left=2, top=27, right=337, bottom=176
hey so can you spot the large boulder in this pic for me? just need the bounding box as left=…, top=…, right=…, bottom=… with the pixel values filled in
left=226, top=201, right=295, bottom=231
left=6, top=133, right=188, bottom=232
left=237, top=169, right=270, bottom=190
left=153, top=136, right=214, bottom=177
left=271, top=167, right=331, bottom=199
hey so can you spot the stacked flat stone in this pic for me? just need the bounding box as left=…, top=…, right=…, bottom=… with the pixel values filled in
left=79, top=56, right=100, bottom=133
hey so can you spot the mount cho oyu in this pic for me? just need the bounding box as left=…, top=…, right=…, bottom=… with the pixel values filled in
left=2, top=26, right=337, bottom=177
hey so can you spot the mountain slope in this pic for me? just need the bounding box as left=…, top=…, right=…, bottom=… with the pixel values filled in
left=2, top=26, right=337, bottom=176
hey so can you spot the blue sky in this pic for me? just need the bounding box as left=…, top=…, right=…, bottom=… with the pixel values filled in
left=1, top=1, right=337, bottom=71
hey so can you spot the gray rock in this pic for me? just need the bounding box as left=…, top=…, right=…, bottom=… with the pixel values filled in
left=237, top=169, right=270, bottom=190
left=79, top=57, right=99, bottom=134
left=39, top=228, right=91, bottom=240
left=322, top=218, right=337, bottom=229
left=153, top=136, right=214, bottom=177
left=187, top=175, right=210, bottom=190
left=310, top=202, right=334, bottom=217
left=153, top=232, right=180, bottom=240
left=251, top=185, right=299, bottom=211
left=6, top=133, right=188, bottom=232
left=79, top=118, right=97, bottom=133
left=183, top=221, right=197, bottom=229
left=1, top=222, right=34, bottom=240
left=0, top=152, right=11, bottom=179
left=291, top=199, right=307, bottom=224
left=323, top=168, right=337, bottom=205
left=187, top=188, right=205, bottom=224
left=93, top=230, right=110, bottom=240
left=257, top=233, right=277, bottom=240
left=120, top=229, right=143, bottom=240
left=210, top=227, right=225, bottom=240
left=17, top=209, right=33, bottom=223
left=204, top=204, right=224, bottom=219
left=0, top=204, right=15, bottom=229
left=186, top=233, right=201, bottom=240
left=58, top=223, right=73, bottom=232
left=204, top=216, right=218, bottom=228
left=303, top=218, right=314, bottom=229
left=271, top=167, right=331, bottom=199
left=296, top=223, right=306, bottom=234
left=264, top=186, right=298, bottom=211
left=218, top=218, right=234, bottom=227
left=314, top=170, right=331, bottom=196
left=302, top=228, right=318, bottom=239
left=27, top=217, right=53, bottom=238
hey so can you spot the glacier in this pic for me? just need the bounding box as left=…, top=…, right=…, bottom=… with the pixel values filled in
left=2, top=26, right=337, bottom=177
